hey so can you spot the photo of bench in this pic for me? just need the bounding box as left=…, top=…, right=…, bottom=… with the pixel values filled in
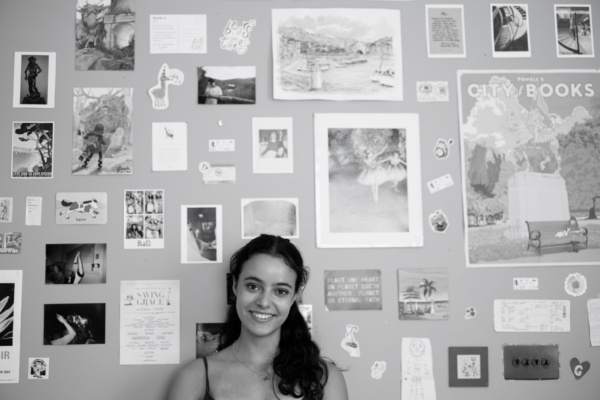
left=525, top=219, right=588, bottom=255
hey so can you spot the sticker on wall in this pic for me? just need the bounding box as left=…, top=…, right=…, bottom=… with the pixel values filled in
left=0, top=198, right=14, bottom=223
left=341, top=324, right=360, bottom=357
left=565, top=272, right=587, bottom=297
left=428, top=209, right=448, bottom=233
left=416, top=81, right=449, bottom=102
left=427, top=173, right=454, bottom=194
left=434, top=138, right=454, bottom=160
left=465, top=306, right=477, bottom=320
left=148, top=64, right=184, bottom=110
left=570, top=357, right=590, bottom=379
left=28, top=358, right=49, bottom=379
left=513, top=277, right=539, bottom=290
left=371, top=361, right=387, bottom=379
left=220, top=19, right=256, bottom=55
left=56, top=192, right=107, bottom=225
left=0, top=232, right=21, bottom=254
left=199, top=162, right=236, bottom=184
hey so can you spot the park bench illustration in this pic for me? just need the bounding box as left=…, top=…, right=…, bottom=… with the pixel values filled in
left=525, top=218, right=588, bottom=255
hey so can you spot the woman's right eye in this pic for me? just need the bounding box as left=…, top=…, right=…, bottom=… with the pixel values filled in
left=246, top=284, right=259, bottom=292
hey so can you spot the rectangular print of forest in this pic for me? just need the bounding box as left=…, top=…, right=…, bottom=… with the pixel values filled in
left=458, top=70, right=600, bottom=266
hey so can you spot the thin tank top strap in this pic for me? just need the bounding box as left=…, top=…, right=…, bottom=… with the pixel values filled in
left=202, top=357, right=213, bottom=400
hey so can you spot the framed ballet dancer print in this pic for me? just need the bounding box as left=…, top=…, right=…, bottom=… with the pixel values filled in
left=314, top=113, right=423, bottom=248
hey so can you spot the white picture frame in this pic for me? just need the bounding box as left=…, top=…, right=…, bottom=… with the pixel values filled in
left=314, top=113, right=423, bottom=248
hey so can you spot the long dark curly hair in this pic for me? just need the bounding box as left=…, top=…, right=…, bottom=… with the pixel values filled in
left=219, top=234, right=328, bottom=399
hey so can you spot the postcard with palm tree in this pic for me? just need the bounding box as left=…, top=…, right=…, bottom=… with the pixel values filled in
left=397, top=269, right=449, bottom=320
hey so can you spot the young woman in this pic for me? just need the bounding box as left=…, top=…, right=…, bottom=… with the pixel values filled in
left=168, top=235, right=348, bottom=400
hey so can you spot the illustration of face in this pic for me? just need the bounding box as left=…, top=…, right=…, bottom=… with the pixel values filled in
left=270, top=132, right=278, bottom=142
left=234, top=254, right=297, bottom=340
left=410, top=339, right=425, bottom=357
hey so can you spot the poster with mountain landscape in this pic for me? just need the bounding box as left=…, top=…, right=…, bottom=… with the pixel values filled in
left=458, top=70, right=600, bottom=267
left=272, top=8, right=403, bottom=101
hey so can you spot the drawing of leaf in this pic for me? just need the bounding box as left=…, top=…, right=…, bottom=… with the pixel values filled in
left=0, top=296, right=14, bottom=340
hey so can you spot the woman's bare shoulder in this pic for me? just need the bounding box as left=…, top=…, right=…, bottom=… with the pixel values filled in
left=166, top=358, right=207, bottom=400
left=323, top=361, right=349, bottom=400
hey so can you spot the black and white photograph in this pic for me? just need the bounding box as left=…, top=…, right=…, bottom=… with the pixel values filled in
left=252, top=117, right=294, bottom=174
left=124, top=189, right=164, bottom=249
left=272, top=8, right=403, bottom=101
left=554, top=5, right=594, bottom=58
left=45, top=243, right=107, bottom=285
left=12, top=52, right=55, bottom=108
left=195, top=323, right=224, bottom=358
left=43, top=303, right=106, bottom=345
left=72, top=87, right=134, bottom=175
left=181, top=205, right=222, bottom=263
left=75, top=0, right=135, bottom=71
left=56, top=192, right=107, bottom=225
left=197, top=66, right=256, bottom=105
left=0, top=233, right=22, bottom=254
left=491, top=4, right=531, bottom=57
left=241, top=198, right=299, bottom=239
left=314, top=113, right=423, bottom=248
left=11, top=122, right=54, bottom=179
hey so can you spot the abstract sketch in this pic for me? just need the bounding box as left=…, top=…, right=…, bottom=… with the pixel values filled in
left=272, top=8, right=403, bottom=101
left=75, top=0, right=135, bottom=71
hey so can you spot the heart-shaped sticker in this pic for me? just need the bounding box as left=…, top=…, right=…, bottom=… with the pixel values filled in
left=570, top=357, right=590, bottom=379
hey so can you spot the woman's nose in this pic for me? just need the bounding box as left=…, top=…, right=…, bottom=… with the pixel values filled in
left=256, top=291, right=271, bottom=307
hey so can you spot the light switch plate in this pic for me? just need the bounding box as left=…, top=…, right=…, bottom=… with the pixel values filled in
left=503, top=345, right=559, bottom=380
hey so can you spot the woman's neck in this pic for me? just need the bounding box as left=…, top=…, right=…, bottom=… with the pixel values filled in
left=235, top=333, right=279, bottom=366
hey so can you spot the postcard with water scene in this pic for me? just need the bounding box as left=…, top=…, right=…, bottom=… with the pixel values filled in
left=397, top=268, right=449, bottom=321
left=272, top=8, right=403, bottom=101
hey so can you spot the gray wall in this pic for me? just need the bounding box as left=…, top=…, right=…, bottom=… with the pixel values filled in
left=1, top=1, right=598, bottom=399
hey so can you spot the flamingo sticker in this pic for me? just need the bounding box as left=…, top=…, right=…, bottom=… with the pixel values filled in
left=148, top=63, right=184, bottom=110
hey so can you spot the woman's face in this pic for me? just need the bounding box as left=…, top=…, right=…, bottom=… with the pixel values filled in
left=234, top=254, right=297, bottom=340
left=269, top=132, right=277, bottom=142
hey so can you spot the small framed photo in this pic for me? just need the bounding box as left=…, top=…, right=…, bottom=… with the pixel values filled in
left=252, top=117, right=293, bottom=174
left=448, top=347, right=489, bottom=387
left=13, top=52, right=56, bottom=108
left=314, top=113, right=423, bottom=248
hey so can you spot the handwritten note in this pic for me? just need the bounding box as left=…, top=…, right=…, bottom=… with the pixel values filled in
left=426, top=5, right=466, bottom=58
left=324, top=270, right=382, bottom=311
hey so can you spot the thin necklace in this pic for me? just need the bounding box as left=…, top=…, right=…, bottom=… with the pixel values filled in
left=232, top=340, right=271, bottom=382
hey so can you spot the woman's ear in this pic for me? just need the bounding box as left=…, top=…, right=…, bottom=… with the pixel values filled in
left=232, top=278, right=238, bottom=297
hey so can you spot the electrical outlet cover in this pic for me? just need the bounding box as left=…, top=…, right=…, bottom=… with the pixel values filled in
left=503, top=345, right=559, bottom=380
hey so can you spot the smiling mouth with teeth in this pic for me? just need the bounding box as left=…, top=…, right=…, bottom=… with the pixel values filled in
left=252, top=312, right=274, bottom=320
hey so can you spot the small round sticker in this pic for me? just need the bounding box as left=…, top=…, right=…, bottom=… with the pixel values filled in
left=564, top=272, right=587, bottom=297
